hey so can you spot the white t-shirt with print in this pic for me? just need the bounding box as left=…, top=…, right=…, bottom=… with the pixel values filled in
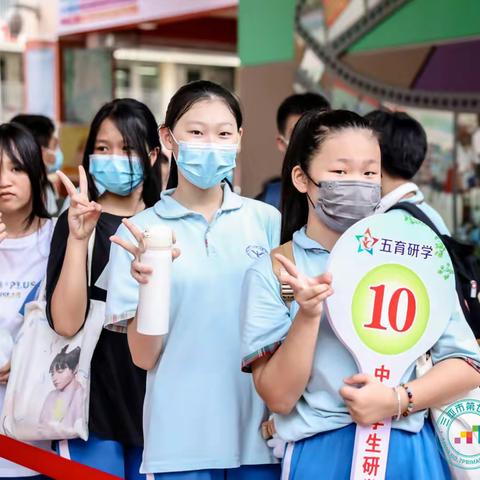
left=0, top=218, right=55, bottom=477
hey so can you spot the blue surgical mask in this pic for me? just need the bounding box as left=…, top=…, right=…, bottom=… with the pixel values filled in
left=225, top=169, right=234, bottom=186
left=171, top=132, right=238, bottom=190
left=89, top=154, right=144, bottom=197
left=47, top=148, right=64, bottom=173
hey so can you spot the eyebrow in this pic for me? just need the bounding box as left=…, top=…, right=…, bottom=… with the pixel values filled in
left=332, top=158, right=378, bottom=165
left=185, top=121, right=234, bottom=127
left=362, top=159, right=380, bottom=166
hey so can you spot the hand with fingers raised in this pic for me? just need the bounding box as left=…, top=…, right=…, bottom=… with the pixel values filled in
left=274, top=253, right=334, bottom=320
left=0, top=212, right=6, bottom=243
left=110, top=219, right=181, bottom=285
left=57, top=166, right=102, bottom=241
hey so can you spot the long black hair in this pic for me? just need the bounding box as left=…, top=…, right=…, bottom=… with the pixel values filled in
left=280, top=109, right=376, bottom=243
left=0, top=122, right=50, bottom=227
left=162, top=80, right=243, bottom=189
left=82, top=98, right=162, bottom=207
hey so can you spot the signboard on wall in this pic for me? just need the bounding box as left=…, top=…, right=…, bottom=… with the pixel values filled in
left=58, top=0, right=237, bottom=36
left=63, top=48, right=112, bottom=123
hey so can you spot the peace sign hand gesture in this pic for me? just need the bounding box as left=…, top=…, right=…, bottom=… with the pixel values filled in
left=111, top=219, right=181, bottom=284
left=57, top=167, right=102, bottom=241
left=274, top=254, right=333, bottom=320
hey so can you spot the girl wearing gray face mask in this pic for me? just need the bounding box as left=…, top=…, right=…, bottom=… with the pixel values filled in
left=282, top=113, right=381, bottom=243
left=241, top=110, right=480, bottom=480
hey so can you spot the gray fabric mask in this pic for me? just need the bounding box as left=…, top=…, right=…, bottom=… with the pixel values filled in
left=309, top=180, right=381, bottom=233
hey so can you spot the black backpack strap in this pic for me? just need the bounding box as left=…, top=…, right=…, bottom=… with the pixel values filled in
left=389, top=202, right=476, bottom=329
left=388, top=202, right=443, bottom=238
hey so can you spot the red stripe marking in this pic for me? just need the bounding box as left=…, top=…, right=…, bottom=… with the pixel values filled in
left=0, top=434, right=120, bottom=479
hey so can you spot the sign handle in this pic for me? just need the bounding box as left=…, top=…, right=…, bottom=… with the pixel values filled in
left=350, top=419, right=392, bottom=480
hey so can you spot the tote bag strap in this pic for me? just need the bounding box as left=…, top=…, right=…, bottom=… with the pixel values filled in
left=86, top=229, right=96, bottom=288
left=36, top=227, right=96, bottom=302
left=33, top=218, right=58, bottom=302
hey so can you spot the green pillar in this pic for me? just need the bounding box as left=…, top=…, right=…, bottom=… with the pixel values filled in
left=239, top=0, right=296, bottom=66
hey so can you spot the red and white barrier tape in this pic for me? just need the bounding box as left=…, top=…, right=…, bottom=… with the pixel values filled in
left=0, top=434, right=120, bottom=479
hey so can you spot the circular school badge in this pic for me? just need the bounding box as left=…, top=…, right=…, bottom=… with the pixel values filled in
left=325, top=211, right=456, bottom=480
left=435, top=397, right=480, bottom=471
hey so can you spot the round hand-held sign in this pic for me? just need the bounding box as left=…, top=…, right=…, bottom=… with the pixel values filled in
left=325, top=211, right=455, bottom=480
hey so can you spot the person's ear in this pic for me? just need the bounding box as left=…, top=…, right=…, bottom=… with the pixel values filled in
left=236, top=127, right=243, bottom=153
left=292, top=165, right=309, bottom=193
left=159, top=126, right=174, bottom=152
left=149, top=147, right=160, bottom=166
left=41, top=146, right=55, bottom=166
left=276, top=135, right=287, bottom=155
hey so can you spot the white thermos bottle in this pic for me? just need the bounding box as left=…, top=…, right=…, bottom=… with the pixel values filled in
left=136, top=224, right=173, bottom=335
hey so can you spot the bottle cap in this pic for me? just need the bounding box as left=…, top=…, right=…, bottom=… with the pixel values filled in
left=143, top=225, right=172, bottom=249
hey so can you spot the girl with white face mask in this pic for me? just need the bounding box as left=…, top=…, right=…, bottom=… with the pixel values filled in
left=105, top=80, right=281, bottom=480
left=46, top=98, right=162, bottom=479
left=241, top=110, right=480, bottom=480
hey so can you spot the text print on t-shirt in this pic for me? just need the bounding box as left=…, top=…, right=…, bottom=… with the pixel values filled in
left=0, top=280, right=37, bottom=299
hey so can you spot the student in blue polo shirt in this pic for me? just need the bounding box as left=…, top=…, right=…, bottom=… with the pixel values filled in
left=241, top=109, right=480, bottom=479
left=105, top=80, right=281, bottom=480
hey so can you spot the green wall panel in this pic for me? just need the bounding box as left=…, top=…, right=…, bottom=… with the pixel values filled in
left=349, top=0, right=480, bottom=53
left=239, top=0, right=296, bottom=65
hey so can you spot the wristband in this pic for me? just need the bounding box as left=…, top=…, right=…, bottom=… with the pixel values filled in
left=400, top=383, right=414, bottom=417
left=392, top=387, right=402, bottom=421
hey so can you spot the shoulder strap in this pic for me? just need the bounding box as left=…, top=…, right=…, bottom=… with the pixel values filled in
left=87, top=229, right=96, bottom=287
left=388, top=202, right=442, bottom=238
left=270, top=241, right=295, bottom=305
left=34, top=218, right=60, bottom=301
left=36, top=228, right=96, bottom=302
left=390, top=202, right=476, bottom=327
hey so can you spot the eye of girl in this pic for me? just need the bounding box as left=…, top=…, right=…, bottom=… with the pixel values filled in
left=364, top=171, right=378, bottom=177
left=189, top=130, right=203, bottom=136
left=219, top=131, right=233, bottom=137
left=95, top=145, right=108, bottom=152
left=331, top=169, right=347, bottom=175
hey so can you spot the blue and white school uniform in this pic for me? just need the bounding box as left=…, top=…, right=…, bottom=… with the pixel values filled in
left=105, top=185, right=281, bottom=479
left=241, top=215, right=480, bottom=480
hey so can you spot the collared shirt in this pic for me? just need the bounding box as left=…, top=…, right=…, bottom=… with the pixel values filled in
left=241, top=221, right=480, bottom=443
left=105, top=185, right=281, bottom=474
left=405, top=189, right=450, bottom=236
left=377, top=182, right=450, bottom=236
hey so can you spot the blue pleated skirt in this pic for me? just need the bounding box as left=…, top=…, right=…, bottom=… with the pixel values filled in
left=282, top=420, right=451, bottom=480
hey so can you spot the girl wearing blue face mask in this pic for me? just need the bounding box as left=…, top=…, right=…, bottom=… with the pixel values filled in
left=240, top=110, right=480, bottom=479
left=45, top=98, right=162, bottom=479
left=105, top=80, right=281, bottom=480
